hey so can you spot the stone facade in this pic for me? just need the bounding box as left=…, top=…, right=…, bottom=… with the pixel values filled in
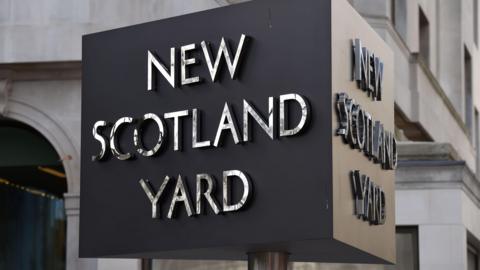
left=1, top=0, right=479, bottom=269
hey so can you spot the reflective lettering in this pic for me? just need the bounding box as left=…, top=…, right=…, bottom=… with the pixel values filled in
left=279, top=93, right=310, bottom=137
left=201, top=34, right=247, bottom=82
left=92, top=120, right=109, bottom=161
left=148, top=49, right=175, bottom=90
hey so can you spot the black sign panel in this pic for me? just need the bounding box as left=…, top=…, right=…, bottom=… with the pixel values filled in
left=81, top=0, right=394, bottom=263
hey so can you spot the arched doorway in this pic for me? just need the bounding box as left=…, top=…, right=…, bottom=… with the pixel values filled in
left=0, top=118, right=66, bottom=270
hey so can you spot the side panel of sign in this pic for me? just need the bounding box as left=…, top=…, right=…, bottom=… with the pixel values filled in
left=331, top=0, right=396, bottom=264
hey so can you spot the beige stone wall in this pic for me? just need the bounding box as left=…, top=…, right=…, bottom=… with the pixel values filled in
left=0, top=0, right=224, bottom=63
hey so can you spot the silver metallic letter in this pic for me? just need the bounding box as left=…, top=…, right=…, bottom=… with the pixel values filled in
left=353, top=39, right=370, bottom=93
left=352, top=105, right=365, bottom=150
left=201, top=34, right=247, bottom=81
left=363, top=178, right=373, bottom=221
left=164, top=110, right=189, bottom=151
left=243, top=98, right=275, bottom=142
left=368, top=183, right=377, bottom=223
left=148, top=49, right=175, bottom=90
left=279, top=93, right=310, bottom=137
left=134, top=113, right=166, bottom=157
left=372, top=121, right=384, bottom=163
left=223, top=170, right=251, bottom=212
left=167, top=175, right=194, bottom=219
left=376, top=188, right=386, bottom=224
left=196, top=174, right=220, bottom=215
left=351, top=170, right=368, bottom=217
left=374, top=56, right=383, bottom=100
left=213, top=102, right=241, bottom=147
left=364, top=112, right=373, bottom=158
left=383, top=132, right=392, bottom=169
left=181, top=44, right=201, bottom=85
left=92, top=120, right=109, bottom=161
left=192, top=108, right=211, bottom=148
left=110, top=117, right=134, bottom=160
left=347, top=103, right=357, bottom=146
left=139, top=177, right=170, bottom=219
left=336, top=93, right=349, bottom=138
left=391, top=136, right=398, bottom=169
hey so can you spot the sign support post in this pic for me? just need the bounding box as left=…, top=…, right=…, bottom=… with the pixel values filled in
left=248, top=252, right=289, bottom=270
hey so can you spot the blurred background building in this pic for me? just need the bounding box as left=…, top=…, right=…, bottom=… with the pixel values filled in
left=0, top=0, right=479, bottom=270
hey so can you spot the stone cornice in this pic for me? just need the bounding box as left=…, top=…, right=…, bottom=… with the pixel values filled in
left=0, top=61, right=81, bottom=81
left=398, top=142, right=461, bottom=161
left=397, top=143, right=480, bottom=208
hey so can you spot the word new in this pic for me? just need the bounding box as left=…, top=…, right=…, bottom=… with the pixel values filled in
left=335, top=93, right=397, bottom=170
left=351, top=170, right=386, bottom=225
left=148, top=34, right=247, bottom=89
left=139, top=170, right=251, bottom=219
left=353, top=38, right=384, bottom=101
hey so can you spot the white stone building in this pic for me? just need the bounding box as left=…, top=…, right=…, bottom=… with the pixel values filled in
left=0, top=0, right=479, bottom=270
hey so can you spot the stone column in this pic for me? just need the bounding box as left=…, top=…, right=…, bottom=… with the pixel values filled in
left=64, top=193, right=98, bottom=270
left=418, top=224, right=467, bottom=270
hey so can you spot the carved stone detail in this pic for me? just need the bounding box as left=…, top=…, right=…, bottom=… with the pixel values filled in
left=0, top=79, right=12, bottom=116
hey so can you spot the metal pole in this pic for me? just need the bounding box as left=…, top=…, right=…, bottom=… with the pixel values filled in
left=248, top=252, right=289, bottom=270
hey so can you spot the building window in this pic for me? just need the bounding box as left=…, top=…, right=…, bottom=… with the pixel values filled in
left=475, top=0, right=479, bottom=47
left=468, top=245, right=479, bottom=270
left=465, top=46, right=473, bottom=137
left=383, top=226, right=419, bottom=270
left=419, top=7, right=430, bottom=66
left=393, top=0, right=407, bottom=41
left=476, top=110, right=480, bottom=177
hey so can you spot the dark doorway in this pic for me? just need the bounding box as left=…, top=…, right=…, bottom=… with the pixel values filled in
left=0, top=118, right=66, bottom=270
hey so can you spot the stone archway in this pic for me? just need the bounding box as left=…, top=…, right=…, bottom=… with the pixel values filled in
left=0, top=116, right=67, bottom=269
left=0, top=66, right=96, bottom=270
left=5, top=99, right=79, bottom=193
